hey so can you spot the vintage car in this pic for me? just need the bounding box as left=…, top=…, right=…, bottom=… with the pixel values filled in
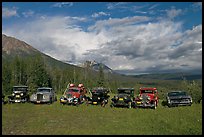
left=30, top=87, right=57, bottom=104
left=134, top=87, right=159, bottom=109
left=86, top=87, right=110, bottom=107
left=8, top=86, right=30, bottom=103
left=110, top=88, right=135, bottom=108
left=166, top=91, right=192, bottom=107
left=60, top=83, right=87, bottom=106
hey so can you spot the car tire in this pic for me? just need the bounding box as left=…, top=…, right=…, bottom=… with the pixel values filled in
left=153, top=101, right=157, bottom=109
left=128, top=102, right=132, bottom=109
left=48, top=98, right=52, bottom=104
left=101, top=100, right=105, bottom=107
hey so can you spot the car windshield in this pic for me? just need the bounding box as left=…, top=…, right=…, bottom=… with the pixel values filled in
left=118, top=90, right=132, bottom=94
left=168, top=91, right=187, bottom=97
left=67, top=88, right=79, bottom=92
left=66, top=93, right=73, bottom=98
left=93, top=89, right=106, bottom=93
left=13, top=87, right=28, bottom=92
left=141, top=90, right=154, bottom=94
left=38, top=88, right=51, bottom=92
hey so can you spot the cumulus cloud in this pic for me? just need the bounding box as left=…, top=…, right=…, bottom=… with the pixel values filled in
left=166, top=7, right=182, bottom=19
left=2, top=7, right=18, bottom=18
left=88, top=16, right=151, bottom=32
left=3, top=14, right=202, bottom=74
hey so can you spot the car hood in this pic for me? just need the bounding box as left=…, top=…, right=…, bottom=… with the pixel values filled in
left=67, top=92, right=80, bottom=98
left=168, top=95, right=191, bottom=99
left=117, top=94, right=130, bottom=98
left=13, top=91, right=25, bottom=93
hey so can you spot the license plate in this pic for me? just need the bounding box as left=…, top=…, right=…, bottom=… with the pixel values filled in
left=37, top=101, right=40, bottom=103
left=119, top=98, right=123, bottom=101
left=16, top=95, right=20, bottom=98
left=93, top=102, right=97, bottom=104
left=137, top=102, right=141, bottom=104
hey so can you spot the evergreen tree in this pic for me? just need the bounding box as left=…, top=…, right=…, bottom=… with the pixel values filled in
left=97, top=63, right=105, bottom=87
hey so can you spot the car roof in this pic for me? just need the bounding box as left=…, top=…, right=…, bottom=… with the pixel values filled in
left=92, top=87, right=108, bottom=90
left=13, top=85, right=28, bottom=88
left=118, top=88, right=134, bottom=90
left=140, top=87, right=157, bottom=90
left=68, top=87, right=80, bottom=90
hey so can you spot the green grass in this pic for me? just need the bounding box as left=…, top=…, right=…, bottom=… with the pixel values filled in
left=2, top=95, right=202, bottom=135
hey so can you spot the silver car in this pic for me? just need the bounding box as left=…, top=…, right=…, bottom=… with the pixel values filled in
left=30, top=87, right=57, bottom=104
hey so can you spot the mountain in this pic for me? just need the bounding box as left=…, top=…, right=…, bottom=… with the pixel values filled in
left=2, top=34, right=40, bottom=58
left=80, top=60, right=113, bottom=73
left=2, top=34, right=81, bottom=69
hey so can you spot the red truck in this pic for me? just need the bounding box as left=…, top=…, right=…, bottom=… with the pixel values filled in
left=134, top=87, right=159, bottom=109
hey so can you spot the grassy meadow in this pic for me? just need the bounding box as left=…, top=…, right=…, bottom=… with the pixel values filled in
left=2, top=94, right=202, bottom=135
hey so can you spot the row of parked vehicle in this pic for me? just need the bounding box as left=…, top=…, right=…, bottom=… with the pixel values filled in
left=2, top=84, right=193, bottom=109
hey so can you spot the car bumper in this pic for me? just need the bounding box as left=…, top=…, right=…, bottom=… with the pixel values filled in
left=30, top=100, right=50, bottom=104
left=168, top=102, right=192, bottom=107
left=135, top=101, right=155, bottom=107
left=112, top=101, right=129, bottom=106
left=60, top=98, right=78, bottom=105
left=9, top=99, right=27, bottom=103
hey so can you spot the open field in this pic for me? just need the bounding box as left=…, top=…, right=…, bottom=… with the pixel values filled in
left=2, top=95, right=202, bottom=135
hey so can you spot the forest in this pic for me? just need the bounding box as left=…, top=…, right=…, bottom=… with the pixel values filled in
left=2, top=54, right=202, bottom=103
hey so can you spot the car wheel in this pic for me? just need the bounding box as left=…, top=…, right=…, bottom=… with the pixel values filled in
left=153, top=101, right=157, bottom=109
left=128, top=102, right=132, bottom=109
left=48, top=98, right=52, bottom=104
left=101, top=100, right=105, bottom=107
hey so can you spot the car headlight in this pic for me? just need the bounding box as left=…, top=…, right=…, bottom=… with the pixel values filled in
left=124, top=96, right=127, bottom=100
left=33, top=95, right=37, bottom=99
left=167, top=98, right=170, bottom=104
left=98, top=97, right=100, bottom=100
left=20, top=93, right=24, bottom=96
left=12, top=93, right=15, bottom=96
left=43, top=95, right=49, bottom=99
left=139, top=96, right=143, bottom=100
left=115, top=96, right=118, bottom=100
left=73, top=96, right=76, bottom=98
left=147, top=96, right=150, bottom=100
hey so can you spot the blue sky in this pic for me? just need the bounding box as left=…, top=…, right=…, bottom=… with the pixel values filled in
left=2, top=2, right=202, bottom=74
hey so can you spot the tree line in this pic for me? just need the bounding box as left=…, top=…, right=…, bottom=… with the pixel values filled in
left=2, top=55, right=202, bottom=103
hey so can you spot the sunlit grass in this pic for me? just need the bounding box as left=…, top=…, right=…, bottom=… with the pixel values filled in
left=2, top=96, right=202, bottom=135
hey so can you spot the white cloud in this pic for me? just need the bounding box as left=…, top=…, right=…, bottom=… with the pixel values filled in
left=91, top=12, right=110, bottom=18
left=22, top=10, right=34, bottom=18
left=2, top=7, right=18, bottom=18
left=3, top=14, right=202, bottom=73
left=166, top=7, right=182, bottom=19
left=88, top=16, right=151, bottom=32
left=52, top=2, right=73, bottom=8
left=107, top=2, right=130, bottom=10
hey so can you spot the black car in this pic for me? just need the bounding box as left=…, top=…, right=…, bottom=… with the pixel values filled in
left=8, top=86, right=30, bottom=103
left=87, top=87, right=110, bottom=107
left=166, top=91, right=192, bottom=107
left=110, top=88, right=135, bottom=108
